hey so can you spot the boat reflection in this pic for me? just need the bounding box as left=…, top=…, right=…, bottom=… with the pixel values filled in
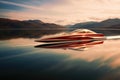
left=35, top=40, right=103, bottom=51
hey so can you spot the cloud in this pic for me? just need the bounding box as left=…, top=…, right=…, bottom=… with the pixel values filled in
left=55, top=20, right=65, bottom=23
left=0, top=0, right=120, bottom=25
left=88, top=17, right=103, bottom=21
left=0, top=0, right=43, bottom=10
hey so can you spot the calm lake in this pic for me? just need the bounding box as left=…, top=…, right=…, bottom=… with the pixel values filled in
left=0, top=37, right=120, bottom=80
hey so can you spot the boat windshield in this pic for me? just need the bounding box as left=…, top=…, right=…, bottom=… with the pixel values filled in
left=71, top=29, right=96, bottom=34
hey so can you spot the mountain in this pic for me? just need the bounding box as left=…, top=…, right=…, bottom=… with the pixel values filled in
left=68, top=18, right=120, bottom=36
left=0, top=18, right=65, bottom=29
left=0, top=18, right=65, bottom=40
left=68, top=21, right=99, bottom=29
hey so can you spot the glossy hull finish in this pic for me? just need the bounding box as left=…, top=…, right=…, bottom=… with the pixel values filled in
left=35, top=33, right=104, bottom=42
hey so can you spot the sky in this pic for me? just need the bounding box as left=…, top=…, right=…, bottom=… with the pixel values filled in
left=0, top=0, right=120, bottom=25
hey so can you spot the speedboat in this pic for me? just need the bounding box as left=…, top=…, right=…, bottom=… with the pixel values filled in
left=35, top=29, right=105, bottom=42
left=35, top=29, right=105, bottom=50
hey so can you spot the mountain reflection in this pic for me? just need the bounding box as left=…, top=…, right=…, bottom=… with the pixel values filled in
left=0, top=30, right=64, bottom=40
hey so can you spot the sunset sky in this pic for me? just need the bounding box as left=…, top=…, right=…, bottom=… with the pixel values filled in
left=0, top=0, right=120, bottom=25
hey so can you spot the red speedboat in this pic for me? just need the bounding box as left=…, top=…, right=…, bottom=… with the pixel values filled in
left=35, top=29, right=105, bottom=50
left=35, top=29, right=105, bottom=42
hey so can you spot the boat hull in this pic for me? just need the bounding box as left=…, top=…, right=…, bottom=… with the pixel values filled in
left=35, top=33, right=104, bottom=42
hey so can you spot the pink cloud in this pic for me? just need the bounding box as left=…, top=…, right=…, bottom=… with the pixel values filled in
left=1, top=0, right=120, bottom=25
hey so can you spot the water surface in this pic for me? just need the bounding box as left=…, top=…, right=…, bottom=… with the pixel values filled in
left=0, top=38, right=120, bottom=80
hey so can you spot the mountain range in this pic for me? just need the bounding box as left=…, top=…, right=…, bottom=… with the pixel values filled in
left=68, top=18, right=120, bottom=36
left=0, top=18, right=65, bottom=30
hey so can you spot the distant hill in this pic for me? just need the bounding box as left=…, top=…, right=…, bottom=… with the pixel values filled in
left=68, top=18, right=120, bottom=36
left=0, top=18, right=65, bottom=40
left=0, top=18, right=64, bottom=30
left=68, top=21, right=99, bottom=29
